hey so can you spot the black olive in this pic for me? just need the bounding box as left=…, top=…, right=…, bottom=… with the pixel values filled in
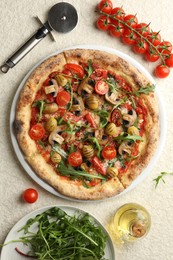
left=87, top=132, right=95, bottom=137
left=51, top=92, right=56, bottom=96
left=88, top=79, right=95, bottom=86
left=49, top=80, right=54, bottom=85
left=85, top=160, right=92, bottom=167
left=75, top=111, right=81, bottom=116
left=81, top=90, right=88, bottom=98
left=102, top=135, right=108, bottom=140
left=128, top=140, right=134, bottom=146
left=123, top=119, right=129, bottom=126
left=58, top=131, right=62, bottom=135
left=128, top=110, right=133, bottom=115
left=73, top=98, right=79, bottom=105
left=75, top=166, right=82, bottom=171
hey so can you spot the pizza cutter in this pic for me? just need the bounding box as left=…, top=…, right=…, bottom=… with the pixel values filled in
left=0, top=2, right=78, bottom=73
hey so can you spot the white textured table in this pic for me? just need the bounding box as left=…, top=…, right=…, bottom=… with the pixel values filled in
left=0, top=1, right=173, bottom=259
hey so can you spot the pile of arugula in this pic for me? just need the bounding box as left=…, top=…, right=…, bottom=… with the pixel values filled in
left=3, top=207, right=108, bottom=259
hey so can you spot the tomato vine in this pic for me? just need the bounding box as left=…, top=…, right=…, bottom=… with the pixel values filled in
left=96, top=0, right=173, bottom=79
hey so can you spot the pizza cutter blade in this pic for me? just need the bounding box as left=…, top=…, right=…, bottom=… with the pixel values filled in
left=0, top=2, right=78, bottom=73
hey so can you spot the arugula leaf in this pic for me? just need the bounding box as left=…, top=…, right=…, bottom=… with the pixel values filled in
left=153, top=172, right=173, bottom=188
left=106, top=76, right=119, bottom=93
left=96, top=110, right=109, bottom=128
left=115, top=133, right=143, bottom=142
left=32, top=100, right=45, bottom=122
left=57, top=161, right=107, bottom=181
left=87, top=137, right=102, bottom=158
left=133, top=84, right=155, bottom=97
left=85, top=59, right=93, bottom=77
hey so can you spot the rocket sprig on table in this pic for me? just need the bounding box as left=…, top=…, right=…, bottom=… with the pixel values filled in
left=95, top=0, right=173, bottom=78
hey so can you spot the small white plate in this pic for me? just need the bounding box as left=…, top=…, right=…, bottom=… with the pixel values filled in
left=10, top=45, right=167, bottom=201
left=0, top=205, right=115, bottom=260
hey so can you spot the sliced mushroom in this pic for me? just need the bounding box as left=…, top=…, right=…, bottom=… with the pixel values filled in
left=77, top=78, right=94, bottom=96
left=95, top=129, right=109, bottom=145
left=48, top=126, right=65, bottom=145
left=71, top=93, right=85, bottom=113
left=105, top=92, right=119, bottom=105
left=44, top=79, right=59, bottom=97
left=118, top=141, right=133, bottom=157
left=122, top=109, right=137, bottom=127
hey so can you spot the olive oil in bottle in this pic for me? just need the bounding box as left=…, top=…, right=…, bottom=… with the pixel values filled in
left=113, top=203, right=151, bottom=243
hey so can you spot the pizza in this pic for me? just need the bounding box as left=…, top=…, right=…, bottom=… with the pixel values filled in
left=14, top=49, right=159, bottom=200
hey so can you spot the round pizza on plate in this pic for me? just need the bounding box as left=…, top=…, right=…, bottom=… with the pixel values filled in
left=13, top=49, right=159, bottom=200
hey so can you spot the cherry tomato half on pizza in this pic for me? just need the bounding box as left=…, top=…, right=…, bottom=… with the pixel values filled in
left=29, top=124, right=45, bottom=140
left=95, top=80, right=109, bottom=95
left=64, top=63, right=85, bottom=79
left=101, top=146, right=117, bottom=160
left=56, top=90, right=71, bottom=106
left=68, top=151, right=83, bottom=167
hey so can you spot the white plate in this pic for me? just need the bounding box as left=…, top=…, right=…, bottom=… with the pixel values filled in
left=10, top=45, right=166, bottom=201
left=0, top=205, right=115, bottom=260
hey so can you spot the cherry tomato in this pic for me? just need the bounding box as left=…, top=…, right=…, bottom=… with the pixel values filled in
left=145, top=51, right=160, bottom=62
left=147, top=32, right=161, bottom=46
left=109, top=21, right=124, bottom=38
left=61, top=68, right=72, bottom=77
left=85, top=113, right=97, bottom=128
left=90, top=68, right=108, bottom=80
left=68, top=151, right=83, bottom=167
left=158, top=41, right=172, bottom=54
left=102, top=146, right=117, bottom=160
left=155, top=64, right=170, bottom=78
left=97, top=0, right=113, bottom=14
left=96, top=15, right=111, bottom=31
left=22, top=188, right=38, bottom=203
left=111, top=7, right=125, bottom=21
left=122, top=29, right=137, bottom=45
left=64, top=63, right=85, bottom=79
left=124, top=14, right=138, bottom=28
left=29, top=124, right=45, bottom=140
left=56, top=90, right=71, bottom=106
left=111, top=108, right=121, bottom=126
left=136, top=23, right=150, bottom=37
left=95, top=80, right=109, bottom=95
left=165, top=53, right=173, bottom=67
left=92, top=157, right=106, bottom=175
left=133, top=39, right=149, bottom=54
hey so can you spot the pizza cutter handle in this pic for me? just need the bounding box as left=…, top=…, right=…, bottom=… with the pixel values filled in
left=0, top=25, right=49, bottom=73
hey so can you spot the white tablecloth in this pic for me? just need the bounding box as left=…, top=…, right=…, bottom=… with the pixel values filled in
left=0, top=1, right=173, bottom=259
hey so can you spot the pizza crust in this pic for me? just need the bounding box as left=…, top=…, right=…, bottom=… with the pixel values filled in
left=14, top=49, right=160, bottom=200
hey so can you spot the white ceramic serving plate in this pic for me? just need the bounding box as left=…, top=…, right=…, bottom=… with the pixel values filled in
left=10, top=45, right=167, bottom=201
left=0, top=205, right=115, bottom=259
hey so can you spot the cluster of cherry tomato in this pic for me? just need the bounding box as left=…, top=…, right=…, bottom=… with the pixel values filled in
left=96, top=0, right=173, bottom=78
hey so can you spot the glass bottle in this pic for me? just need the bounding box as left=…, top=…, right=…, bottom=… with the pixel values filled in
left=112, top=203, right=151, bottom=244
